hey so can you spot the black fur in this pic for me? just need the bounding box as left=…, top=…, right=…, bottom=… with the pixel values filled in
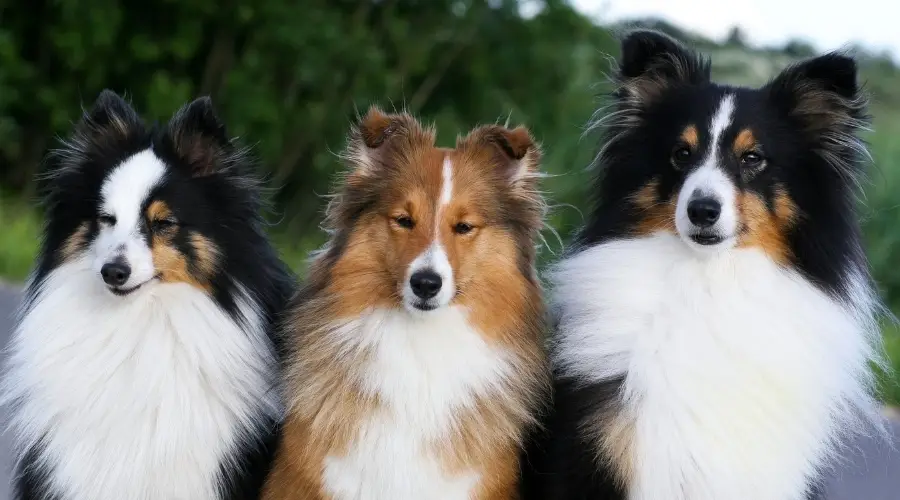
left=12, top=90, right=294, bottom=500
left=521, top=30, right=875, bottom=500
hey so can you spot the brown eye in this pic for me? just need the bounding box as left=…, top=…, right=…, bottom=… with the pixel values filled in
left=98, top=214, right=116, bottom=226
left=741, top=151, right=764, bottom=169
left=671, top=146, right=692, bottom=169
left=151, top=219, right=177, bottom=232
left=453, top=222, right=474, bottom=235
left=394, top=215, right=414, bottom=229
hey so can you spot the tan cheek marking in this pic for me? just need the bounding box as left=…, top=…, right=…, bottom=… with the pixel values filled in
left=631, top=179, right=677, bottom=235
left=733, top=128, right=757, bottom=156
left=190, top=233, right=220, bottom=279
left=59, top=223, right=89, bottom=263
left=737, top=188, right=798, bottom=265
left=327, top=219, right=398, bottom=315
left=151, top=232, right=211, bottom=292
left=680, top=124, right=699, bottom=149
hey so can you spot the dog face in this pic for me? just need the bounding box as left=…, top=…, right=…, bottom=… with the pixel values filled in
left=589, top=30, right=868, bottom=268
left=40, top=91, right=258, bottom=298
left=321, top=107, right=544, bottom=315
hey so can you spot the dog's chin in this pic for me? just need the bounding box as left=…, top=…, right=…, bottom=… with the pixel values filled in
left=404, top=299, right=444, bottom=315
left=682, top=231, right=736, bottom=252
left=106, top=277, right=158, bottom=297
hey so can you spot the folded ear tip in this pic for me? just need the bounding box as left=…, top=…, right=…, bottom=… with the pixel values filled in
left=505, top=127, right=535, bottom=160
left=364, top=104, right=386, bottom=117
left=620, top=29, right=687, bottom=77
left=358, top=107, right=404, bottom=149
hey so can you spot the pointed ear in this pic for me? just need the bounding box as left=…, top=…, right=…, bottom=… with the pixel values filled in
left=68, top=89, right=144, bottom=153
left=616, top=29, right=710, bottom=106
left=42, top=90, right=144, bottom=197
left=166, top=96, right=232, bottom=177
left=766, top=53, right=868, bottom=137
left=344, top=106, right=434, bottom=177
left=76, top=89, right=143, bottom=136
left=460, top=124, right=541, bottom=187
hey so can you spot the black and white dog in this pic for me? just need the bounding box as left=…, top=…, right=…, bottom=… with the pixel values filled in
left=2, top=90, right=295, bottom=500
left=522, top=30, right=886, bottom=500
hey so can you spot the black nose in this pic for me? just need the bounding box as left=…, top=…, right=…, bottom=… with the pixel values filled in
left=687, top=197, right=721, bottom=228
left=410, top=270, right=442, bottom=300
left=101, top=260, right=131, bottom=287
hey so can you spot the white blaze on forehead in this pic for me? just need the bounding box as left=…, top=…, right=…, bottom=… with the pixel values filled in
left=94, top=149, right=168, bottom=287
left=675, top=94, right=739, bottom=248
left=402, top=153, right=457, bottom=310
left=707, top=93, right=735, bottom=156
left=440, top=154, right=453, bottom=208
left=689, top=93, right=737, bottom=188
left=101, top=149, right=168, bottom=228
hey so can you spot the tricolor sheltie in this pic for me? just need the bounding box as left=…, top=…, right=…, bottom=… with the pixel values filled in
left=521, top=31, right=886, bottom=500
left=2, top=90, right=294, bottom=500
left=261, top=107, right=549, bottom=499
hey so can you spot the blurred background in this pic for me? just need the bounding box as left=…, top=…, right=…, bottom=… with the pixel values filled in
left=0, top=0, right=897, bottom=406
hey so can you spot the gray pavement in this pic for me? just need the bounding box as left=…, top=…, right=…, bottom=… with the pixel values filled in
left=1, top=284, right=19, bottom=500
left=0, top=284, right=897, bottom=499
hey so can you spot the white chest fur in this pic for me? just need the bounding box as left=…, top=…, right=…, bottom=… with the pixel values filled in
left=322, top=307, right=512, bottom=500
left=551, top=233, right=881, bottom=500
left=2, top=258, right=279, bottom=500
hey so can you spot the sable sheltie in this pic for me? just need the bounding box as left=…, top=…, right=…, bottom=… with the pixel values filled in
left=1, top=90, right=295, bottom=500
left=261, top=107, right=549, bottom=499
left=520, top=31, right=887, bottom=500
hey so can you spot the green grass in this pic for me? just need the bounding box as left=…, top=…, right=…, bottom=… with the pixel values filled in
left=0, top=194, right=41, bottom=282
left=879, top=323, right=900, bottom=406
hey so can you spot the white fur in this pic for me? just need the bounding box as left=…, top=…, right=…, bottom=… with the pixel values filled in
left=441, top=155, right=454, bottom=207
left=403, top=244, right=455, bottom=311
left=2, top=255, right=280, bottom=500
left=675, top=165, right=738, bottom=246
left=322, top=307, right=513, bottom=500
left=707, top=94, right=735, bottom=149
left=95, top=149, right=167, bottom=288
left=550, top=232, right=881, bottom=500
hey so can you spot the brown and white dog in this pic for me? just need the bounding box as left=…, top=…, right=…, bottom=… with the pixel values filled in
left=262, top=107, right=549, bottom=500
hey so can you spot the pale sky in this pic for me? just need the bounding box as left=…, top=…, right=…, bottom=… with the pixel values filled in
left=571, top=0, right=900, bottom=59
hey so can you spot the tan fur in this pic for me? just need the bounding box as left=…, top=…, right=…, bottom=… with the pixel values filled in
left=263, top=109, right=549, bottom=499
left=583, top=404, right=636, bottom=489
left=790, top=83, right=863, bottom=135
left=146, top=200, right=172, bottom=222
left=680, top=124, right=699, bottom=149
left=737, top=188, right=798, bottom=265
left=631, top=179, right=676, bottom=235
left=146, top=200, right=219, bottom=290
left=629, top=178, right=799, bottom=265
left=733, top=128, right=757, bottom=156
left=59, top=223, right=89, bottom=263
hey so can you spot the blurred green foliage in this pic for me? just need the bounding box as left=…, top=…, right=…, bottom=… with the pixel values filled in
left=0, top=0, right=616, bottom=251
left=0, top=1, right=898, bottom=397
